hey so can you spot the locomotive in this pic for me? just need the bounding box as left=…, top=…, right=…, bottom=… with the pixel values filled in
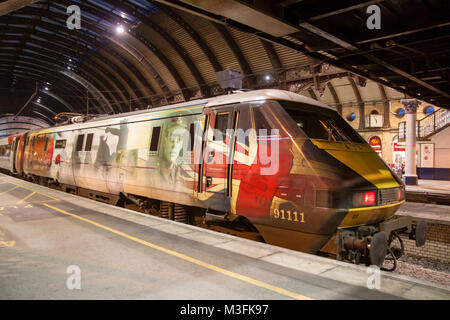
left=0, top=89, right=426, bottom=269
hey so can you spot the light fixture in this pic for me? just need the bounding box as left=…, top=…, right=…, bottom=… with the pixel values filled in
left=67, top=66, right=71, bottom=70
left=116, top=25, right=125, bottom=34
left=44, top=87, right=49, bottom=91
left=69, top=58, right=72, bottom=62
left=265, top=74, right=271, bottom=81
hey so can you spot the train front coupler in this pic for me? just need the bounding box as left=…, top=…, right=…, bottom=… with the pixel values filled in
left=336, top=216, right=427, bottom=271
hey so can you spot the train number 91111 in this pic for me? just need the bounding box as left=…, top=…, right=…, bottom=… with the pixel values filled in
left=273, top=209, right=305, bottom=223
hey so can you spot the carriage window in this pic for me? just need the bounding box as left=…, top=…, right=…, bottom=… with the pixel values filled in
left=85, top=133, right=94, bottom=151
left=213, top=113, right=229, bottom=141
left=55, top=140, right=66, bottom=149
left=76, top=134, right=84, bottom=151
left=149, top=126, right=161, bottom=152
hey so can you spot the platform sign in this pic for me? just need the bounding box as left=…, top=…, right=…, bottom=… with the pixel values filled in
left=368, top=136, right=382, bottom=157
left=420, top=143, right=434, bottom=168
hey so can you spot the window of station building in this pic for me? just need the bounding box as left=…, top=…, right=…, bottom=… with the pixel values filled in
left=149, top=126, right=161, bottom=152
left=424, top=105, right=435, bottom=115
left=75, top=134, right=84, bottom=152
left=213, top=112, right=229, bottom=141
left=370, top=110, right=380, bottom=115
left=85, top=133, right=94, bottom=151
left=395, top=108, right=405, bottom=118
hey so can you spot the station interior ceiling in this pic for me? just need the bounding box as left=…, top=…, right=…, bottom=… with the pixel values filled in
left=0, top=0, right=449, bottom=125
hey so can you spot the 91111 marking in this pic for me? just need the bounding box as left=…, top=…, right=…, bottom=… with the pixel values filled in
left=273, top=209, right=305, bottom=223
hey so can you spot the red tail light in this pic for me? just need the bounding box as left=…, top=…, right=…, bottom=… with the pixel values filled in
left=353, top=191, right=376, bottom=207
left=364, top=191, right=376, bottom=206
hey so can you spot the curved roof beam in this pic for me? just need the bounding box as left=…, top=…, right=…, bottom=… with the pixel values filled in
left=0, top=51, right=102, bottom=113
left=152, top=2, right=223, bottom=72
left=105, top=0, right=209, bottom=97
left=3, top=6, right=157, bottom=106
left=326, top=82, right=343, bottom=115
left=46, top=1, right=179, bottom=102
left=61, top=70, right=113, bottom=115
left=0, top=69, right=94, bottom=113
left=213, top=23, right=255, bottom=87
left=33, top=110, right=55, bottom=125
left=0, top=63, right=100, bottom=113
left=0, top=48, right=116, bottom=113
left=378, top=84, right=391, bottom=128
left=348, top=76, right=365, bottom=130
left=39, top=90, right=75, bottom=113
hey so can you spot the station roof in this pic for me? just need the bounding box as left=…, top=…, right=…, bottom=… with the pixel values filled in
left=0, top=0, right=448, bottom=124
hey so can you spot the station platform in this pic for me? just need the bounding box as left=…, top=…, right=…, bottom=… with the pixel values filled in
left=0, top=173, right=449, bottom=300
left=405, top=180, right=450, bottom=205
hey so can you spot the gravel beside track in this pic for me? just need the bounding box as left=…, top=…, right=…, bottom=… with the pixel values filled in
left=393, top=255, right=450, bottom=287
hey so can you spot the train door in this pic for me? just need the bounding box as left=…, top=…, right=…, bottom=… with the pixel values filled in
left=200, top=105, right=239, bottom=212
left=14, top=134, right=26, bottom=174
left=10, top=136, right=19, bottom=173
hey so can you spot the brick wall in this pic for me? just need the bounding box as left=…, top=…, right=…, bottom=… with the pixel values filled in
left=399, top=223, right=450, bottom=262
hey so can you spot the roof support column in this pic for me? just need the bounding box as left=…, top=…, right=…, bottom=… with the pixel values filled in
left=401, top=98, right=421, bottom=185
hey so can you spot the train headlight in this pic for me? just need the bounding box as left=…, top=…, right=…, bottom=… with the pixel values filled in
left=353, top=191, right=376, bottom=207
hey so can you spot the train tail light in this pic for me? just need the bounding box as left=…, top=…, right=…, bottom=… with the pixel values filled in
left=353, top=191, right=376, bottom=207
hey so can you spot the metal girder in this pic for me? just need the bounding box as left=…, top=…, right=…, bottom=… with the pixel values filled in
left=348, top=76, right=365, bottom=130
left=327, top=82, right=342, bottom=115
left=378, top=84, right=390, bottom=128
left=213, top=22, right=254, bottom=87
left=0, top=42, right=119, bottom=113
left=107, top=0, right=210, bottom=97
left=152, top=1, right=223, bottom=72
left=0, top=62, right=98, bottom=113
left=51, top=0, right=183, bottom=102
left=0, top=70, right=93, bottom=113
left=40, top=90, right=75, bottom=113
left=3, top=4, right=156, bottom=107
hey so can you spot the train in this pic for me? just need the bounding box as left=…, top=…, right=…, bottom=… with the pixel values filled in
left=0, top=89, right=426, bottom=270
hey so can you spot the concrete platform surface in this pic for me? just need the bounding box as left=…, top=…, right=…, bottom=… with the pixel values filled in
left=0, top=173, right=449, bottom=300
left=396, top=202, right=450, bottom=225
left=406, top=179, right=450, bottom=195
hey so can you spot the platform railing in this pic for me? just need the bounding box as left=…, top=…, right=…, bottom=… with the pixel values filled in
left=398, top=108, right=449, bottom=141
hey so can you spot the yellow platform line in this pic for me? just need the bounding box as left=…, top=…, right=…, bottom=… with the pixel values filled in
left=0, top=186, right=19, bottom=195
left=43, top=203, right=313, bottom=300
left=0, top=179, right=59, bottom=201
left=17, top=191, right=36, bottom=204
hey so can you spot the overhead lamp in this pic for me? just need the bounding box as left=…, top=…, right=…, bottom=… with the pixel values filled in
left=69, top=58, right=72, bottom=62
left=67, top=66, right=71, bottom=70
left=116, top=25, right=125, bottom=34
left=265, top=74, right=272, bottom=81
left=44, top=87, right=49, bottom=91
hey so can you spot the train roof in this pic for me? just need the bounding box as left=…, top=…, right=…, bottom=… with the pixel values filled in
left=25, top=89, right=336, bottom=134
left=84, top=89, right=334, bottom=122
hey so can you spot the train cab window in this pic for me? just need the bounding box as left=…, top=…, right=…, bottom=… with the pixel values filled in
left=252, top=107, right=272, bottom=136
left=278, top=100, right=365, bottom=143
left=213, top=113, right=229, bottom=141
left=85, top=133, right=94, bottom=151
left=76, top=134, right=84, bottom=152
left=149, top=126, right=161, bottom=152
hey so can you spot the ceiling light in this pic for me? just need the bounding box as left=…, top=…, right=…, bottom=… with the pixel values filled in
left=265, top=74, right=271, bottom=81
left=44, top=87, right=49, bottom=91
left=116, top=25, right=125, bottom=34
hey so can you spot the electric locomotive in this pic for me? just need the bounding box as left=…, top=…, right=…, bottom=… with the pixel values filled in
left=0, top=89, right=426, bottom=269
